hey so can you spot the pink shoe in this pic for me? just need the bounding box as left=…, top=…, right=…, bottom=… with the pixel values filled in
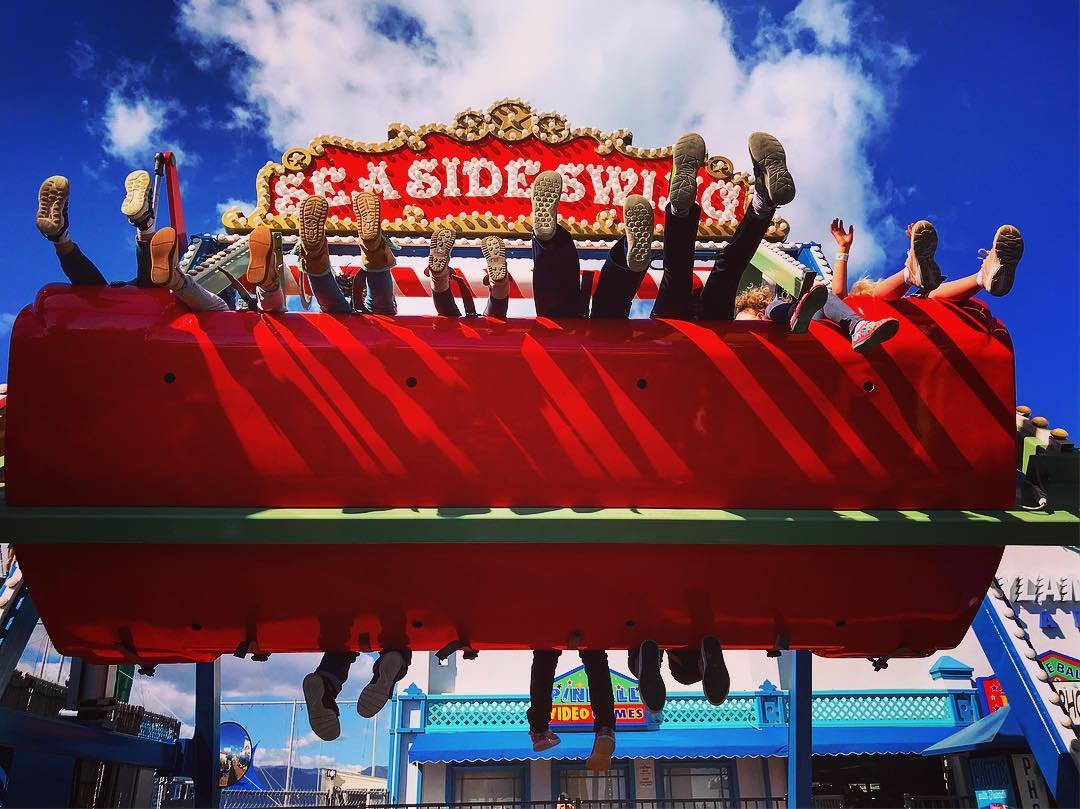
left=851, top=318, right=899, bottom=353
left=586, top=727, right=616, bottom=772
left=531, top=730, right=561, bottom=752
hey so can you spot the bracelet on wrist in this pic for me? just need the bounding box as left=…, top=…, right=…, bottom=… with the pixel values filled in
left=836, top=252, right=849, bottom=261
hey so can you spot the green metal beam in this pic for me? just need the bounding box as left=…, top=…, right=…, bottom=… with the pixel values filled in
left=750, top=244, right=816, bottom=298
left=1, top=502, right=1075, bottom=546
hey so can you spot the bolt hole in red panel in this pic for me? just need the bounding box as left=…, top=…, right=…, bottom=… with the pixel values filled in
left=6, top=286, right=1015, bottom=663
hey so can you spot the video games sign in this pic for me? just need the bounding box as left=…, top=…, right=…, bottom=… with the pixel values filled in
left=223, top=99, right=790, bottom=242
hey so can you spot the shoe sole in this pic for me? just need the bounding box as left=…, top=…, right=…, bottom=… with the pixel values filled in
left=428, top=229, right=457, bottom=278
left=121, top=170, right=152, bottom=222
left=908, top=221, right=941, bottom=292
left=481, top=236, right=507, bottom=284
left=532, top=735, right=561, bottom=752
left=749, top=132, right=795, bottom=207
left=791, top=284, right=828, bottom=334
left=358, top=651, right=405, bottom=718
left=36, top=176, right=70, bottom=239
left=984, top=225, right=1023, bottom=297
left=302, top=673, right=341, bottom=742
left=853, top=319, right=900, bottom=353
left=300, top=196, right=329, bottom=255
left=637, top=640, right=666, bottom=712
left=353, top=192, right=381, bottom=243
left=700, top=636, right=730, bottom=706
left=149, top=227, right=178, bottom=287
left=624, top=195, right=654, bottom=273
left=531, top=171, right=563, bottom=241
left=246, top=227, right=274, bottom=287
left=586, top=735, right=615, bottom=772
left=669, top=133, right=706, bottom=213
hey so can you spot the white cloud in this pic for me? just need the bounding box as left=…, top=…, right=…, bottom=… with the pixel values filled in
left=217, top=198, right=257, bottom=217
left=178, top=0, right=910, bottom=269
left=102, top=91, right=197, bottom=168
left=790, top=0, right=853, bottom=47
left=0, top=313, right=17, bottom=335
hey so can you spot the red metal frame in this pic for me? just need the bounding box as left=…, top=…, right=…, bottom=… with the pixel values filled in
left=7, top=287, right=1015, bottom=510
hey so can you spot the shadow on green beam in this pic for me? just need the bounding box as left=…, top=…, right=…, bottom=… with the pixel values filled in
left=0, top=502, right=1076, bottom=546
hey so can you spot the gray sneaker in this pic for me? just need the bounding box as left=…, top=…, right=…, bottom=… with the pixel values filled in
left=302, top=672, right=341, bottom=742
left=748, top=132, right=795, bottom=207
left=358, top=651, right=407, bottom=718
left=531, top=171, right=563, bottom=241
left=980, top=225, right=1024, bottom=297
left=623, top=195, right=655, bottom=273
left=668, top=133, right=706, bottom=215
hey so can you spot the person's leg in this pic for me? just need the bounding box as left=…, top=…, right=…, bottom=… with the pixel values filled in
left=765, top=282, right=828, bottom=334
left=303, top=652, right=358, bottom=741
left=816, top=290, right=899, bottom=353
left=122, top=170, right=156, bottom=288
left=699, top=637, right=731, bottom=706
left=666, top=649, right=703, bottom=686
left=701, top=132, right=795, bottom=320
left=36, top=175, right=109, bottom=286
left=527, top=650, right=562, bottom=749
left=298, top=196, right=351, bottom=314
left=426, top=228, right=462, bottom=317
left=590, top=196, right=654, bottom=319
left=531, top=171, right=585, bottom=318
left=357, top=649, right=410, bottom=718
left=870, top=269, right=913, bottom=301
left=247, top=226, right=287, bottom=313
left=482, top=236, right=511, bottom=319
left=653, top=133, right=706, bottom=319
left=580, top=649, right=616, bottom=772
left=633, top=640, right=666, bottom=712
left=353, top=192, right=397, bottom=315
left=150, top=228, right=229, bottom=311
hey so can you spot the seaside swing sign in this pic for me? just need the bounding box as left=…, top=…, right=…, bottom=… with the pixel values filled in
left=222, top=98, right=789, bottom=242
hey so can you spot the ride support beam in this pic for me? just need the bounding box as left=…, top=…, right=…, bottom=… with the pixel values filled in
left=787, top=650, right=812, bottom=807
left=193, top=660, right=221, bottom=809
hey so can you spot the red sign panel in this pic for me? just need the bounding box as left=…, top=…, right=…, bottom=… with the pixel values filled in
left=224, top=99, right=789, bottom=242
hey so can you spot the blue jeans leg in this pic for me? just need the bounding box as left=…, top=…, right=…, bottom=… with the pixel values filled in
left=532, top=225, right=585, bottom=318
left=768, top=292, right=862, bottom=337
left=365, top=269, right=397, bottom=315
left=306, top=269, right=351, bottom=314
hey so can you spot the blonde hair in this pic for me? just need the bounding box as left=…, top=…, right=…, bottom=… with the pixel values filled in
left=734, top=284, right=773, bottom=316
left=849, top=277, right=879, bottom=296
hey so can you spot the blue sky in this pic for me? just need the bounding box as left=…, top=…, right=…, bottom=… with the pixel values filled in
left=5, top=0, right=1078, bottom=772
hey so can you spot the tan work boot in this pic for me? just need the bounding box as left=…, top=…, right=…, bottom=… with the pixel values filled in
left=149, top=227, right=181, bottom=289
left=299, top=196, right=330, bottom=275
left=980, top=225, right=1024, bottom=297
left=426, top=228, right=457, bottom=293
left=246, top=226, right=279, bottom=289
left=37, top=175, right=71, bottom=241
left=482, top=236, right=508, bottom=288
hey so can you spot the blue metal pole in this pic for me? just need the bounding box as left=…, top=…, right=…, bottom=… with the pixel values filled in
left=194, top=660, right=221, bottom=808
left=787, top=650, right=812, bottom=808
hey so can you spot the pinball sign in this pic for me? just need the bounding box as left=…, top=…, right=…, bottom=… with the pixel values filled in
left=223, top=98, right=789, bottom=242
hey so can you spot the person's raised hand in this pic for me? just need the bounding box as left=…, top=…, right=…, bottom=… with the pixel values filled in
left=830, top=218, right=854, bottom=251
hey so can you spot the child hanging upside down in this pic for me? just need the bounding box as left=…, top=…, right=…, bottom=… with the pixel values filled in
left=35, top=173, right=228, bottom=311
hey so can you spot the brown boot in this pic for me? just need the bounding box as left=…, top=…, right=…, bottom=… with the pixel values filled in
left=299, top=196, right=330, bottom=275
left=246, top=226, right=279, bottom=288
left=150, top=227, right=180, bottom=288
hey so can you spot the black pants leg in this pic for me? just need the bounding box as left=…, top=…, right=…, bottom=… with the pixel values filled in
left=666, top=649, right=702, bottom=686
left=316, top=652, right=358, bottom=693
left=485, top=294, right=509, bottom=318
left=135, top=237, right=153, bottom=287
left=432, top=288, right=463, bottom=317
left=590, top=237, right=645, bottom=319
left=532, top=226, right=585, bottom=318
left=700, top=208, right=773, bottom=320
left=652, top=203, right=700, bottom=319
left=527, top=650, right=562, bottom=733
left=370, top=648, right=413, bottom=683
left=58, top=244, right=108, bottom=286
left=580, top=650, right=616, bottom=731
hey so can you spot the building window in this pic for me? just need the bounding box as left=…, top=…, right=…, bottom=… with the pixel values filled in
left=661, top=763, right=736, bottom=800
left=558, top=764, right=631, bottom=802
left=451, top=766, right=526, bottom=805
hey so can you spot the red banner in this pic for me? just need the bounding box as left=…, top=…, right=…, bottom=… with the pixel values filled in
left=224, top=99, right=789, bottom=242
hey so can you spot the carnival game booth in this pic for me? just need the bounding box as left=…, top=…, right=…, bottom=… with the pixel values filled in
left=2, top=101, right=1077, bottom=806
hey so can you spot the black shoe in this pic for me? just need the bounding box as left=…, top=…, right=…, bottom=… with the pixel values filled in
left=302, top=672, right=341, bottom=741
left=981, top=225, right=1024, bottom=297
left=358, top=650, right=407, bottom=718
left=906, top=220, right=942, bottom=293
left=748, top=132, right=795, bottom=208
left=636, top=640, right=666, bottom=712
left=700, top=636, right=730, bottom=706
